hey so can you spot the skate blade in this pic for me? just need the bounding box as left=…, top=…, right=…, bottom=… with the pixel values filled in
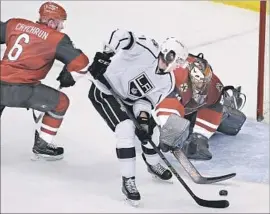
left=124, top=197, right=140, bottom=207
left=31, top=153, right=64, bottom=161
left=151, top=174, right=174, bottom=184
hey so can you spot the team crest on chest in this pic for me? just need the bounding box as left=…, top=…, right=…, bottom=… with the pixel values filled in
left=128, top=73, right=155, bottom=98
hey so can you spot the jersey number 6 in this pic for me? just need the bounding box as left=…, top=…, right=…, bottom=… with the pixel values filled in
left=8, top=33, right=30, bottom=61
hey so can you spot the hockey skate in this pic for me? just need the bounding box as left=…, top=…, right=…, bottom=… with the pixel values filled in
left=142, top=153, right=173, bottom=183
left=31, top=131, right=64, bottom=161
left=122, top=176, right=141, bottom=207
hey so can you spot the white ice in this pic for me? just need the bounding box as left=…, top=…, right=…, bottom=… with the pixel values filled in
left=1, top=1, right=269, bottom=213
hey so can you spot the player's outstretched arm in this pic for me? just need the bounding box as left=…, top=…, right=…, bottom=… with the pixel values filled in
left=55, top=34, right=89, bottom=87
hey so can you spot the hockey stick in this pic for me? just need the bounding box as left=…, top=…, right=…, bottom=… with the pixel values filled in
left=172, top=149, right=236, bottom=184
left=106, top=83, right=229, bottom=209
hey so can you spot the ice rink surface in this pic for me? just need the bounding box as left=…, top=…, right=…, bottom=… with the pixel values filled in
left=1, top=1, right=269, bottom=213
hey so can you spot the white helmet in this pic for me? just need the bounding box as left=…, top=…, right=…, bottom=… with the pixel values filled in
left=159, top=37, right=189, bottom=73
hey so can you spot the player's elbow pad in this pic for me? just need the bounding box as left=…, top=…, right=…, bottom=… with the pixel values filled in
left=66, top=54, right=89, bottom=81
left=69, top=54, right=89, bottom=70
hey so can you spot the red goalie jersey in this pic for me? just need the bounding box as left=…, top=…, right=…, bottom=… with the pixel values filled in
left=154, top=53, right=224, bottom=139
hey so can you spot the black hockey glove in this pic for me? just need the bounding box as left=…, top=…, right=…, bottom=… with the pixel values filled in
left=56, top=66, right=76, bottom=88
left=135, top=112, right=153, bottom=145
left=88, top=52, right=111, bottom=81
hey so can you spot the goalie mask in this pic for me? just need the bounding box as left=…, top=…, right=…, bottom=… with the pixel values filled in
left=188, top=56, right=213, bottom=93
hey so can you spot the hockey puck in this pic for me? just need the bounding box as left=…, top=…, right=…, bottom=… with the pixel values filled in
left=219, top=190, right=228, bottom=196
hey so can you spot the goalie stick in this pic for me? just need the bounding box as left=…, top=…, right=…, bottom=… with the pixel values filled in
left=169, top=85, right=239, bottom=184
left=172, top=148, right=236, bottom=184
left=104, top=81, right=229, bottom=209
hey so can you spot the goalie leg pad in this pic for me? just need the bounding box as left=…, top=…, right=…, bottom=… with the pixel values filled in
left=217, top=106, right=246, bottom=136
left=160, top=114, right=190, bottom=149
left=182, top=133, right=212, bottom=160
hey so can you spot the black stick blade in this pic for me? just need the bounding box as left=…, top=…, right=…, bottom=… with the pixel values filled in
left=194, top=196, right=230, bottom=208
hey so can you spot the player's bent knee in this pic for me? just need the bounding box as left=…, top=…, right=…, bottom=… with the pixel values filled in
left=115, top=119, right=136, bottom=139
left=115, top=120, right=136, bottom=149
left=54, top=92, right=70, bottom=114
left=160, top=114, right=190, bottom=148
left=217, top=106, right=246, bottom=136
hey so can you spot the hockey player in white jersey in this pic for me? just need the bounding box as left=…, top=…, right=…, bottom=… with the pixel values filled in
left=87, top=29, right=189, bottom=205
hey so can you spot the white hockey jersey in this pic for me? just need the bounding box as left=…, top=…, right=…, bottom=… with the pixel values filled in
left=92, top=29, right=175, bottom=117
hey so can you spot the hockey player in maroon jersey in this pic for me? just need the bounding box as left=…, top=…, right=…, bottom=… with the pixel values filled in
left=0, top=1, right=89, bottom=160
left=154, top=53, right=247, bottom=160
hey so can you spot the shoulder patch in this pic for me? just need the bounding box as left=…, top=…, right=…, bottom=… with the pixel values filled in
left=180, top=83, right=188, bottom=92
left=216, top=82, right=223, bottom=92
